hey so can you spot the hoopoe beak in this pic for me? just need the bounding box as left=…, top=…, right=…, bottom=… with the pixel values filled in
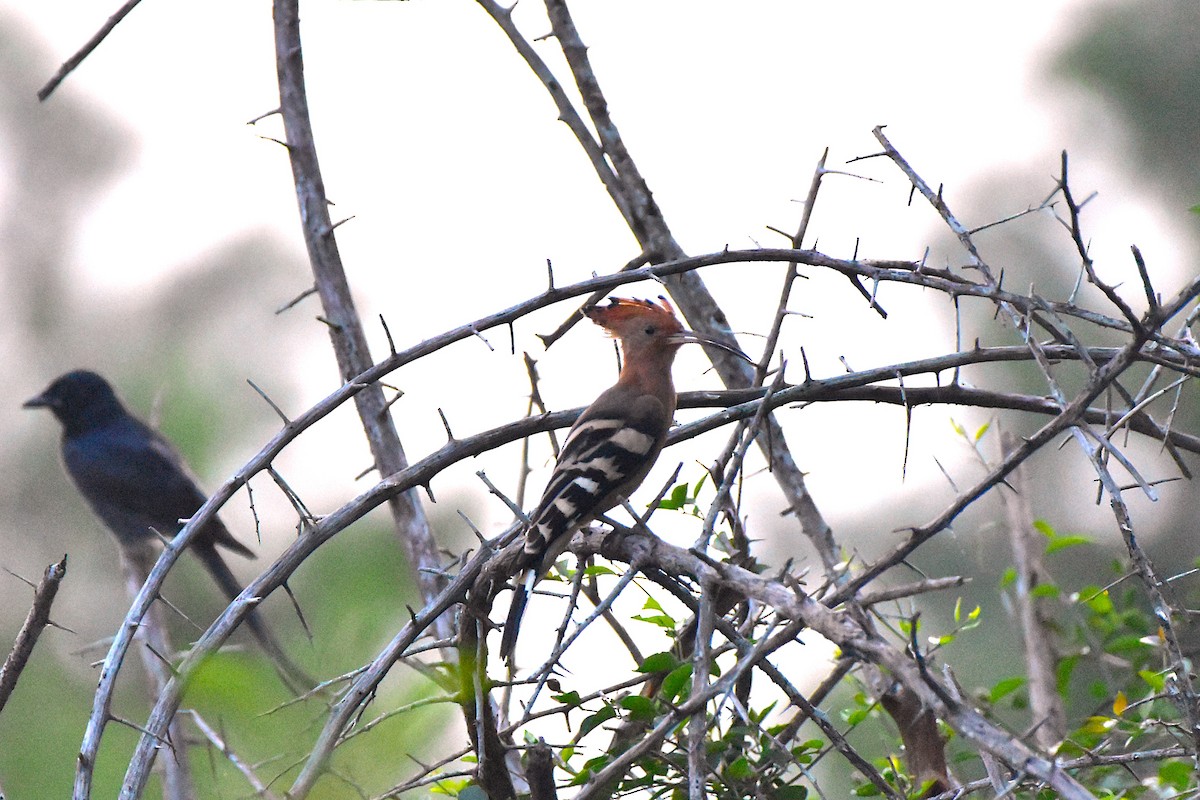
left=669, top=330, right=755, bottom=364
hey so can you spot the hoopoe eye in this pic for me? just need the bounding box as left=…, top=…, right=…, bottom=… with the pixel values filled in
left=644, top=325, right=657, bottom=335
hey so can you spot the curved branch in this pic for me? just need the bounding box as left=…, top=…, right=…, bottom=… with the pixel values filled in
left=90, top=248, right=1197, bottom=796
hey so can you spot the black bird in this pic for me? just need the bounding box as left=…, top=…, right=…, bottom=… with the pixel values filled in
left=24, top=369, right=312, bottom=691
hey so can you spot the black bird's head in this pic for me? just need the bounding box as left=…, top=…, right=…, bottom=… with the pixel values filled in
left=24, top=370, right=127, bottom=435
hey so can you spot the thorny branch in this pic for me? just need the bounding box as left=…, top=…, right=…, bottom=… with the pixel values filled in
left=0, top=556, right=67, bottom=715
left=44, top=1, right=1200, bottom=798
left=271, top=0, right=444, bottom=628
left=85, top=236, right=1200, bottom=796
left=93, top=223, right=1200, bottom=798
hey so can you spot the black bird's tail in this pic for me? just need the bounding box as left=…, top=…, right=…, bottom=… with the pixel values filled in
left=193, top=543, right=316, bottom=694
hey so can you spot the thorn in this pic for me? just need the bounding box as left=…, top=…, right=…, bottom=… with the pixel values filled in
left=246, top=108, right=281, bottom=125
left=466, top=324, right=494, bottom=352
left=437, top=408, right=455, bottom=441
left=457, top=510, right=489, bottom=545
left=247, top=379, right=291, bottom=424
left=256, top=135, right=290, bottom=150
left=2, top=567, right=35, bottom=590
left=275, top=285, right=318, bottom=314
left=382, top=389, right=405, bottom=415
left=380, top=314, right=398, bottom=356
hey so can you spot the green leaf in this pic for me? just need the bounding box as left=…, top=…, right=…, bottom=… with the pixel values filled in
left=989, top=676, right=1026, bottom=703
left=1081, top=587, right=1113, bottom=614
left=1158, top=760, right=1193, bottom=790
left=1080, top=715, right=1116, bottom=734
left=637, top=652, right=681, bottom=674
left=552, top=690, right=582, bottom=707
left=620, top=695, right=656, bottom=721
left=725, top=756, right=753, bottom=780
left=771, top=785, right=808, bottom=800
left=1139, top=669, right=1166, bottom=693
left=430, top=779, right=471, bottom=796
left=578, top=704, right=617, bottom=737
left=842, top=708, right=868, bottom=726
left=661, top=664, right=694, bottom=701
left=631, top=613, right=677, bottom=630
left=632, top=597, right=677, bottom=630
left=582, top=565, right=618, bottom=577
left=973, top=421, right=990, bottom=442
left=749, top=700, right=777, bottom=724
left=1030, top=583, right=1061, bottom=599
left=1000, top=567, right=1017, bottom=588
left=1107, top=633, right=1150, bottom=655
left=659, top=482, right=690, bottom=510
left=1046, top=535, right=1091, bottom=554
left=1033, top=519, right=1056, bottom=537
left=853, top=782, right=881, bottom=796
left=1189, top=204, right=1200, bottom=216
left=568, top=754, right=609, bottom=786
left=1057, top=655, right=1080, bottom=696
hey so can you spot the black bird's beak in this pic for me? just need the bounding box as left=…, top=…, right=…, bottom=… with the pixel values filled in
left=23, top=392, right=56, bottom=410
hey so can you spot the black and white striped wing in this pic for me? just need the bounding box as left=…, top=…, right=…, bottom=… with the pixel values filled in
left=499, top=391, right=670, bottom=660
left=521, top=396, right=668, bottom=570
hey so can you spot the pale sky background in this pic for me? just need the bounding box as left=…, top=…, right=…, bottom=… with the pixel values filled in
left=4, top=0, right=1193, bottom=722
left=8, top=0, right=1186, bottom=506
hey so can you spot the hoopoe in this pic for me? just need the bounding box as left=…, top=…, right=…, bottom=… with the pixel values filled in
left=499, top=296, right=744, bottom=661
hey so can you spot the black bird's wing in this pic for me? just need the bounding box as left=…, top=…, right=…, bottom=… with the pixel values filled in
left=61, top=415, right=253, bottom=558
left=63, top=414, right=314, bottom=691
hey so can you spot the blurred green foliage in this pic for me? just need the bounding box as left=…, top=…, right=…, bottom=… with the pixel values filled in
left=1056, top=0, right=1200, bottom=199
left=0, top=12, right=453, bottom=798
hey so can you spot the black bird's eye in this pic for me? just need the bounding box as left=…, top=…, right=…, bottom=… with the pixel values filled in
left=644, top=325, right=656, bottom=335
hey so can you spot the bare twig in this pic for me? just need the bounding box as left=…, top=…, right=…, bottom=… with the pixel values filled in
left=0, top=556, right=68, bottom=714
left=184, top=709, right=283, bottom=799
left=37, top=0, right=144, bottom=101
left=999, top=431, right=1066, bottom=750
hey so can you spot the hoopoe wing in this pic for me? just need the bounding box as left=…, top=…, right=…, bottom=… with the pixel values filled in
left=500, top=389, right=671, bottom=660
